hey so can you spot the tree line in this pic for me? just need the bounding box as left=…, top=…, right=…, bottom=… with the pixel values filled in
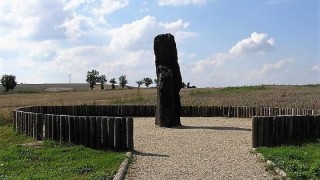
left=86, top=70, right=156, bottom=91
left=86, top=70, right=128, bottom=91
left=0, top=72, right=196, bottom=92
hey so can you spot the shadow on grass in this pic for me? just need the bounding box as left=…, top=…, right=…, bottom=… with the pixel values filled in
left=173, top=125, right=251, bottom=132
left=133, top=150, right=170, bottom=158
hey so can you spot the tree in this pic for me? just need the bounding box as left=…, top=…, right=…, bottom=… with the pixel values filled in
left=109, top=78, right=117, bottom=89
left=136, top=80, right=143, bottom=89
left=1, top=74, right=17, bottom=92
left=98, top=75, right=107, bottom=90
left=182, top=82, right=186, bottom=88
left=187, top=82, right=190, bottom=88
left=143, top=77, right=153, bottom=88
left=86, top=70, right=99, bottom=91
left=119, top=75, right=128, bottom=89
left=154, top=79, right=158, bottom=87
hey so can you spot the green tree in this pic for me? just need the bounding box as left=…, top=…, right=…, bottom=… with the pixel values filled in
left=109, top=78, right=117, bottom=89
left=119, top=75, right=128, bottom=89
left=1, top=74, right=17, bottom=92
left=98, top=75, right=107, bottom=90
left=182, top=82, right=186, bottom=88
left=187, top=82, right=190, bottom=88
left=136, top=80, right=143, bottom=89
left=143, top=77, right=153, bottom=88
left=86, top=70, right=99, bottom=91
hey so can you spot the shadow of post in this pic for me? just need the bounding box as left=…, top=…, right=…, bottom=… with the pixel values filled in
left=172, top=125, right=251, bottom=132
left=133, top=150, right=170, bottom=158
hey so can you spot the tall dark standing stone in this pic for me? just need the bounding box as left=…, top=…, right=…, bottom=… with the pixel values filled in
left=154, top=33, right=182, bottom=127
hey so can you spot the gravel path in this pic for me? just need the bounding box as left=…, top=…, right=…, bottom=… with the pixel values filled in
left=125, top=117, right=276, bottom=180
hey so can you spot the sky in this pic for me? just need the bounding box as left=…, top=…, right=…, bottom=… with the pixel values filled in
left=0, top=0, right=319, bottom=87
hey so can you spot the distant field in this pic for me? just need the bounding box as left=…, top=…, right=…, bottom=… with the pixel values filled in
left=0, top=84, right=319, bottom=110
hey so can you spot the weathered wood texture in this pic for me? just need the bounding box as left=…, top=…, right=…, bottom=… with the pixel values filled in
left=252, top=115, right=320, bottom=148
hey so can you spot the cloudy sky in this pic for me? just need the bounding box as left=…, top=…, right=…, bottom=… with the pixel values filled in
left=0, top=0, right=319, bottom=87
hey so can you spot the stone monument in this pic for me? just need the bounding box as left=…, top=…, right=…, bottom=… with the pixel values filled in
left=154, top=33, right=182, bottom=127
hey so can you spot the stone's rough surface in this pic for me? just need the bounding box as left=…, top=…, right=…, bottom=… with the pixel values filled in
left=154, top=33, right=182, bottom=127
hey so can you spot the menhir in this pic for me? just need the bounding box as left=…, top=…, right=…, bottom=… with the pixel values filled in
left=154, top=33, right=182, bottom=127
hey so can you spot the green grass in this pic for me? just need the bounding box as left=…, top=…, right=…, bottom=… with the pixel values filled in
left=257, top=142, right=320, bottom=179
left=0, top=124, right=126, bottom=180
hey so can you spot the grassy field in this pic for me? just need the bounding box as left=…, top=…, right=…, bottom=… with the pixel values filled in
left=0, top=84, right=319, bottom=112
left=0, top=83, right=319, bottom=179
left=0, top=124, right=126, bottom=179
left=257, top=142, right=320, bottom=179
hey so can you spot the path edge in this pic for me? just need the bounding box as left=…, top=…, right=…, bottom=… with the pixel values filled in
left=113, top=151, right=133, bottom=180
left=252, top=148, right=288, bottom=179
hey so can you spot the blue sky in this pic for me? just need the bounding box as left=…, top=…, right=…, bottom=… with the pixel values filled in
left=0, top=0, right=319, bottom=87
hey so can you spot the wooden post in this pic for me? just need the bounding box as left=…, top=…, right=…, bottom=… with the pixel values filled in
left=52, top=115, right=57, bottom=141
left=24, top=112, right=28, bottom=135
left=279, top=116, right=285, bottom=144
left=60, top=115, right=66, bottom=142
left=257, top=117, right=264, bottom=147
left=17, top=111, right=22, bottom=134
left=120, top=118, right=127, bottom=150
left=102, top=117, right=108, bottom=150
left=263, top=116, right=270, bottom=146
left=252, top=117, right=259, bottom=148
left=114, top=117, right=121, bottom=151
left=126, top=117, right=134, bottom=150
left=79, top=116, right=86, bottom=146
left=74, top=116, right=80, bottom=144
left=274, top=116, right=280, bottom=144
left=36, top=113, right=43, bottom=140
left=96, top=117, right=102, bottom=150
left=28, top=113, right=33, bottom=136
left=44, top=114, right=49, bottom=139
left=90, top=116, right=97, bottom=149
left=33, top=113, right=37, bottom=138
left=108, top=117, right=115, bottom=150
left=65, top=115, right=70, bottom=141
left=69, top=116, right=75, bottom=143
left=84, top=116, right=90, bottom=147
left=315, top=115, right=320, bottom=138
left=13, top=110, right=17, bottom=131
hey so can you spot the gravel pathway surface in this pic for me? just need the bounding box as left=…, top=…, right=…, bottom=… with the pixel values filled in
left=125, top=117, right=276, bottom=180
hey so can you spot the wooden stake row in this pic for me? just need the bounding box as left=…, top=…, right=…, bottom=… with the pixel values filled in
left=252, top=115, right=320, bottom=148
left=16, top=105, right=317, bottom=118
left=13, top=110, right=133, bottom=151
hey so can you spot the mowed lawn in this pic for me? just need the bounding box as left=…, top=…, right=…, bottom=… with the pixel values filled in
left=0, top=123, right=126, bottom=179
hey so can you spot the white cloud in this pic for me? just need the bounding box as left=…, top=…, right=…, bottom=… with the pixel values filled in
left=246, top=58, right=295, bottom=84
left=61, top=13, right=97, bottom=39
left=312, top=64, right=320, bottom=72
left=29, top=41, right=58, bottom=61
left=257, top=58, right=295, bottom=75
left=229, top=32, right=275, bottom=55
left=193, top=53, right=230, bottom=73
left=192, top=32, right=275, bottom=73
left=107, top=16, right=158, bottom=49
left=64, top=0, right=87, bottom=10
left=93, top=0, right=129, bottom=17
left=0, top=0, right=68, bottom=41
left=159, top=19, right=189, bottom=31
left=158, top=0, right=206, bottom=6
left=107, top=16, right=196, bottom=50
